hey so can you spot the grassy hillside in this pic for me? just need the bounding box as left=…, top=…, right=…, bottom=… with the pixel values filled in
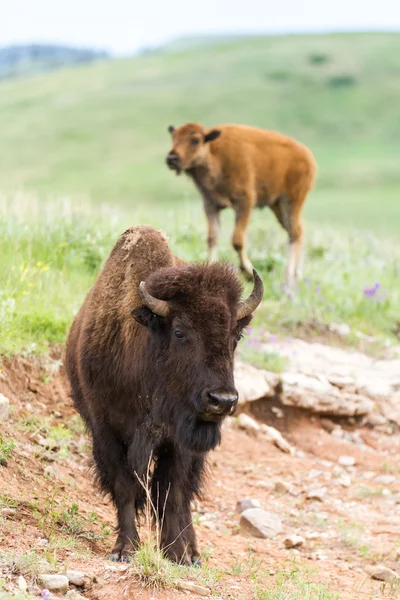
left=0, top=33, right=399, bottom=354
left=0, top=33, right=399, bottom=231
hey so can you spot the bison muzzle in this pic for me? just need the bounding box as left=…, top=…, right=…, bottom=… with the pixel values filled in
left=65, top=225, right=263, bottom=564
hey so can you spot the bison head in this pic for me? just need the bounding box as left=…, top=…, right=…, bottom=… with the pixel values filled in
left=131, top=263, right=263, bottom=453
left=166, top=123, right=221, bottom=174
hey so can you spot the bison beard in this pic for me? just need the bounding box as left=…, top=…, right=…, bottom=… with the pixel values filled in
left=65, top=226, right=263, bottom=565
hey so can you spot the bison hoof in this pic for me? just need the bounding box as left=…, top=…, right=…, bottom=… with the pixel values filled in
left=109, top=551, right=132, bottom=563
left=191, top=556, right=202, bottom=568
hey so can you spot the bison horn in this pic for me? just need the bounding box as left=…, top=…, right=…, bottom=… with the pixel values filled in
left=236, top=269, right=264, bottom=320
left=139, top=281, right=170, bottom=318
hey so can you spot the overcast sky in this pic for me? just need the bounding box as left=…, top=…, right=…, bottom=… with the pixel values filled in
left=2, top=0, right=400, bottom=55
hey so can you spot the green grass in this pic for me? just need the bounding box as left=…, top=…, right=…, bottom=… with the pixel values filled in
left=0, top=193, right=399, bottom=355
left=0, top=437, right=16, bottom=466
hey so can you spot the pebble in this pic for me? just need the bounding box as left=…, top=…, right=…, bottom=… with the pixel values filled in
left=236, top=498, right=261, bottom=513
left=65, top=591, right=89, bottom=600
left=365, top=565, right=399, bottom=582
left=374, top=474, right=396, bottom=485
left=66, top=571, right=86, bottom=587
left=338, top=456, right=356, bottom=467
left=39, top=574, right=69, bottom=593
left=18, top=576, right=27, bottom=592
left=1, top=507, right=17, bottom=517
left=237, top=413, right=260, bottom=433
left=306, top=487, right=327, bottom=501
left=177, top=580, right=210, bottom=596
left=274, top=481, right=290, bottom=495
left=240, top=508, right=282, bottom=539
left=284, top=534, right=305, bottom=548
left=0, top=393, right=10, bottom=420
left=260, top=424, right=294, bottom=454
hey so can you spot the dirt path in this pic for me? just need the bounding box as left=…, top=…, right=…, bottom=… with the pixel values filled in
left=1, top=350, right=400, bottom=599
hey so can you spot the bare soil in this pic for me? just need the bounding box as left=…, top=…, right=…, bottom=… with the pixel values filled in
left=1, top=348, right=400, bottom=599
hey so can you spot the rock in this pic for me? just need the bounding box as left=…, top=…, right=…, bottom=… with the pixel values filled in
left=306, top=487, right=326, bottom=502
left=374, top=474, right=396, bottom=485
left=284, top=534, right=305, bottom=548
left=329, top=322, right=351, bottom=337
left=365, top=565, right=399, bottom=582
left=18, top=576, right=27, bottom=592
left=66, top=570, right=86, bottom=587
left=39, top=574, right=69, bottom=593
left=240, top=508, right=282, bottom=538
left=260, top=424, right=294, bottom=454
left=237, top=413, right=260, bottom=433
left=271, top=406, right=284, bottom=419
left=234, top=360, right=278, bottom=404
left=236, top=498, right=261, bottom=513
left=281, top=372, right=374, bottom=416
left=338, top=455, right=356, bottom=467
left=65, top=590, right=89, bottom=600
left=177, top=581, right=210, bottom=596
left=274, top=481, right=290, bottom=495
left=320, top=418, right=336, bottom=432
left=0, top=393, right=10, bottom=420
left=1, top=507, right=17, bottom=517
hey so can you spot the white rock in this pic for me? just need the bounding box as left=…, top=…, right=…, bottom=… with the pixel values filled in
left=18, top=576, right=27, bottom=592
left=374, top=474, right=396, bottom=485
left=177, top=581, right=210, bottom=596
left=338, top=456, right=356, bottom=467
left=240, top=508, right=282, bottom=538
left=365, top=565, right=399, bottom=582
left=0, top=393, right=10, bottom=420
left=236, top=498, right=261, bottom=513
left=284, top=534, right=305, bottom=548
left=66, top=570, right=86, bottom=586
left=306, top=487, right=327, bottom=502
left=234, top=360, right=277, bottom=403
left=1, top=507, right=16, bottom=517
left=237, top=413, right=260, bottom=433
left=260, top=424, right=294, bottom=454
left=329, top=322, right=351, bottom=336
left=39, top=574, right=69, bottom=592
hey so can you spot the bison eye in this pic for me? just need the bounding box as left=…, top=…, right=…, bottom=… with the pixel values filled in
left=191, top=137, right=200, bottom=146
left=237, top=332, right=244, bottom=341
left=174, top=329, right=185, bottom=340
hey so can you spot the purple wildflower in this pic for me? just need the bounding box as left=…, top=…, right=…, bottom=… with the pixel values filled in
left=315, top=285, right=321, bottom=293
left=363, top=282, right=380, bottom=298
left=40, top=591, right=51, bottom=600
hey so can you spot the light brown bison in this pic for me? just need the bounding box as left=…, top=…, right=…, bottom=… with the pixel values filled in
left=65, top=225, right=263, bottom=564
left=166, top=123, right=317, bottom=286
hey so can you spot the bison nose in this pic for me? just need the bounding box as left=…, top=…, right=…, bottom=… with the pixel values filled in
left=166, top=152, right=181, bottom=168
left=206, top=389, right=239, bottom=416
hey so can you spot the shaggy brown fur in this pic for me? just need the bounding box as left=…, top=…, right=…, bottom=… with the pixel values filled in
left=65, top=225, right=257, bottom=564
left=166, top=122, right=317, bottom=285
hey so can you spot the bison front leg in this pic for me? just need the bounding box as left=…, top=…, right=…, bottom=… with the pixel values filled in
left=204, top=202, right=221, bottom=263
left=232, top=204, right=254, bottom=280
left=152, top=445, right=203, bottom=565
left=91, top=426, right=142, bottom=561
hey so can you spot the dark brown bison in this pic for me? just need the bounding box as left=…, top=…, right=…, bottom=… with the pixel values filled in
left=65, top=225, right=263, bottom=564
left=166, top=122, right=317, bottom=286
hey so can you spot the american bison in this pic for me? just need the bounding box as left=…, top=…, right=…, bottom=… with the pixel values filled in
left=166, top=123, right=317, bottom=286
left=65, top=225, right=263, bottom=563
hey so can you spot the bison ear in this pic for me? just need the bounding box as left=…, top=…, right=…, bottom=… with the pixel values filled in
left=168, top=125, right=175, bottom=135
left=204, top=129, right=221, bottom=143
left=131, top=306, right=153, bottom=327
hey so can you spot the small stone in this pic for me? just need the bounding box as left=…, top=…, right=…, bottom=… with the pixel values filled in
left=337, top=475, right=351, bottom=488
left=53, top=411, right=63, bottom=419
left=366, top=565, right=399, bottom=582
left=0, top=393, right=10, bottom=420
left=237, top=413, right=260, bottom=433
left=320, top=418, right=336, bottom=432
left=1, top=507, right=17, bottom=517
left=271, top=406, right=284, bottom=419
left=177, top=580, right=210, bottom=596
left=65, top=590, right=89, bottom=600
left=240, top=508, right=282, bottom=538
left=338, top=456, right=356, bottom=467
left=66, top=570, right=86, bottom=587
left=200, top=520, right=215, bottom=530
left=274, top=481, right=290, bottom=495
left=18, top=576, right=27, bottom=592
left=38, top=538, right=49, bottom=546
left=306, top=487, right=327, bottom=502
left=308, top=469, right=322, bottom=480
left=374, top=474, right=396, bottom=485
left=236, top=498, right=261, bottom=513
left=284, top=534, right=305, bottom=548
left=260, top=424, right=294, bottom=454
left=39, top=574, right=69, bottom=593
